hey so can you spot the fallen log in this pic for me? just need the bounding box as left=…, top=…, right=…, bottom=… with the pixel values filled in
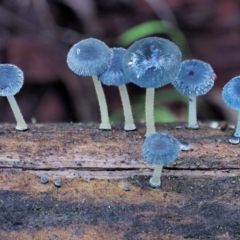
left=0, top=122, right=239, bottom=240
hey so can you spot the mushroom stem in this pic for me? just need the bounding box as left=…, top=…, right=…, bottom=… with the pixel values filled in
left=234, top=111, right=240, bottom=137
left=118, top=84, right=136, bottom=131
left=149, top=165, right=163, bottom=188
left=7, top=95, right=28, bottom=131
left=187, top=96, right=199, bottom=129
left=145, top=88, right=156, bottom=136
left=92, top=76, right=111, bottom=130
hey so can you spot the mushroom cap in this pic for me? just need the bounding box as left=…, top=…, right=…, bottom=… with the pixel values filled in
left=172, top=59, right=215, bottom=97
left=67, top=38, right=113, bottom=76
left=0, top=64, right=24, bottom=97
left=142, top=132, right=181, bottom=165
left=122, top=37, right=182, bottom=88
left=222, top=76, right=240, bottom=111
left=98, top=47, right=130, bottom=86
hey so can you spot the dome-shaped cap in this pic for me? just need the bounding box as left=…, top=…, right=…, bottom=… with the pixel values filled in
left=67, top=38, right=113, bottom=76
left=98, top=47, right=130, bottom=86
left=122, top=37, right=182, bottom=88
left=142, top=132, right=181, bottom=165
left=222, top=76, right=240, bottom=111
left=172, top=59, right=214, bottom=97
left=0, top=64, right=24, bottom=97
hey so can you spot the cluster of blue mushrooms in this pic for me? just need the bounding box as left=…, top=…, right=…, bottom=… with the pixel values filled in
left=1, top=36, right=239, bottom=189
left=67, top=37, right=183, bottom=135
left=65, top=37, right=216, bottom=187
left=66, top=37, right=218, bottom=137
left=0, top=64, right=28, bottom=131
left=67, top=38, right=137, bottom=131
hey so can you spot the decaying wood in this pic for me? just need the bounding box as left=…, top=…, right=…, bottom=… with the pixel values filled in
left=0, top=122, right=240, bottom=239
left=0, top=122, right=240, bottom=179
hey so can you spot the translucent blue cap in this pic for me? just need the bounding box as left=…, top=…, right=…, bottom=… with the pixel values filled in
left=172, top=59, right=215, bottom=97
left=222, top=76, right=240, bottom=111
left=98, top=48, right=130, bottom=86
left=0, top=64, right=24, bottom=97
left=67, top=38, right=113, bottom=76
left=142, top=132, right=181, bottom=165
left=122, top=37, right=182, bottom=88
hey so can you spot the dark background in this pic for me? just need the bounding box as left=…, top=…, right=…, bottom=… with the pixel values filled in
left=0, top=0, right=240, bottom=125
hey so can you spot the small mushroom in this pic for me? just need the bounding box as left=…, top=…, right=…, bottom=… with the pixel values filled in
left=122, top=37, right=182, bottom=136
left=142, top=132, right=181, bottom=188
left=41, top=175, right=49, bottom=184
left=222, top=76, right=240, bottom=142
left=67, top=38, right=113, bottom=130
left=54, top=179, right=62, bottom=187
left=98, top=47, right=136, bottom=131
left=172, top=59, right=215, bottom=129
left=0, top=64, right=28, bottom=130
left=179, top=140, right=191, bottom=151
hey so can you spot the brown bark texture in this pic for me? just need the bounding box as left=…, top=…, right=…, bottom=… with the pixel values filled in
left=0, top=123, right=239, bottom=239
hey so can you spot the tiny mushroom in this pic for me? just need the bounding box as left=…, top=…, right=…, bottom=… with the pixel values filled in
left=142, top=132, right=181, bottom=188
left=54, top=179, right=62, bottom=187
left=179, top=140, right=191, bottom=151
left=123, top=37, right=182, bottom=136
left=0, top=64, right=28, bottom=130
left=41, top=175, right=49, bottom=184
left=67, top=38, right=113, bottom=130
left=172, top=59, right=215, bottom=129
left=222, top=76, right=240, bottom=143
left=98, top=47, right=136, bottom=131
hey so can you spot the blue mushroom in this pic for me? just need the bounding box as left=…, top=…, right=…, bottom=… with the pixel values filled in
left=67, top=38, right=113, bottom=130
left=98, top=47, right=136, bottom=131
left=142, top=132, right=181, bottom=188
left=172, top=59, right=215, bottom=129
left=99, top=48, right=129, bottom=86
left=41, top=175, right=49, bottom=184
left=123, top=37, right=182, bottom=135
left=0, top=64, right=28, bottom=130
left=222, top=76, right=240, bottom=143
left=67, top=38, right=112, bottom=76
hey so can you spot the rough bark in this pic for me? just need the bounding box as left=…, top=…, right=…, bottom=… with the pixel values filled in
left=0, top=123, right=239, bottom=239
left=0, top=122, right=239, bottom=178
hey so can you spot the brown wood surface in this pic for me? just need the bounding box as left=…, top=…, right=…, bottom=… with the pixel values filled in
left=0, top=123, right=239, bottom=240
left=0, top=122, right=240, bottom=177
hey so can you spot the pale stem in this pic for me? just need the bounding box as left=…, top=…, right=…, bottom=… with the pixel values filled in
left=187, top=96, right=199, bottom=129
left=92, top=76, right=111, bottom=130
left=145, top=88, right=156, bottom=136
left=7, top=95, right=28, bottom=131
left=118, top=84, right=136, bottom=131
left=150, top=165, right=163, bottom=187
left=234, top=111, right=240, bottom=137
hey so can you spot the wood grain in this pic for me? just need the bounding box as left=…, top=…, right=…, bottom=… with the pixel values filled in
left=0, top=122, right=239, bottom=179
left=0, top=123, right=240, bottom=239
